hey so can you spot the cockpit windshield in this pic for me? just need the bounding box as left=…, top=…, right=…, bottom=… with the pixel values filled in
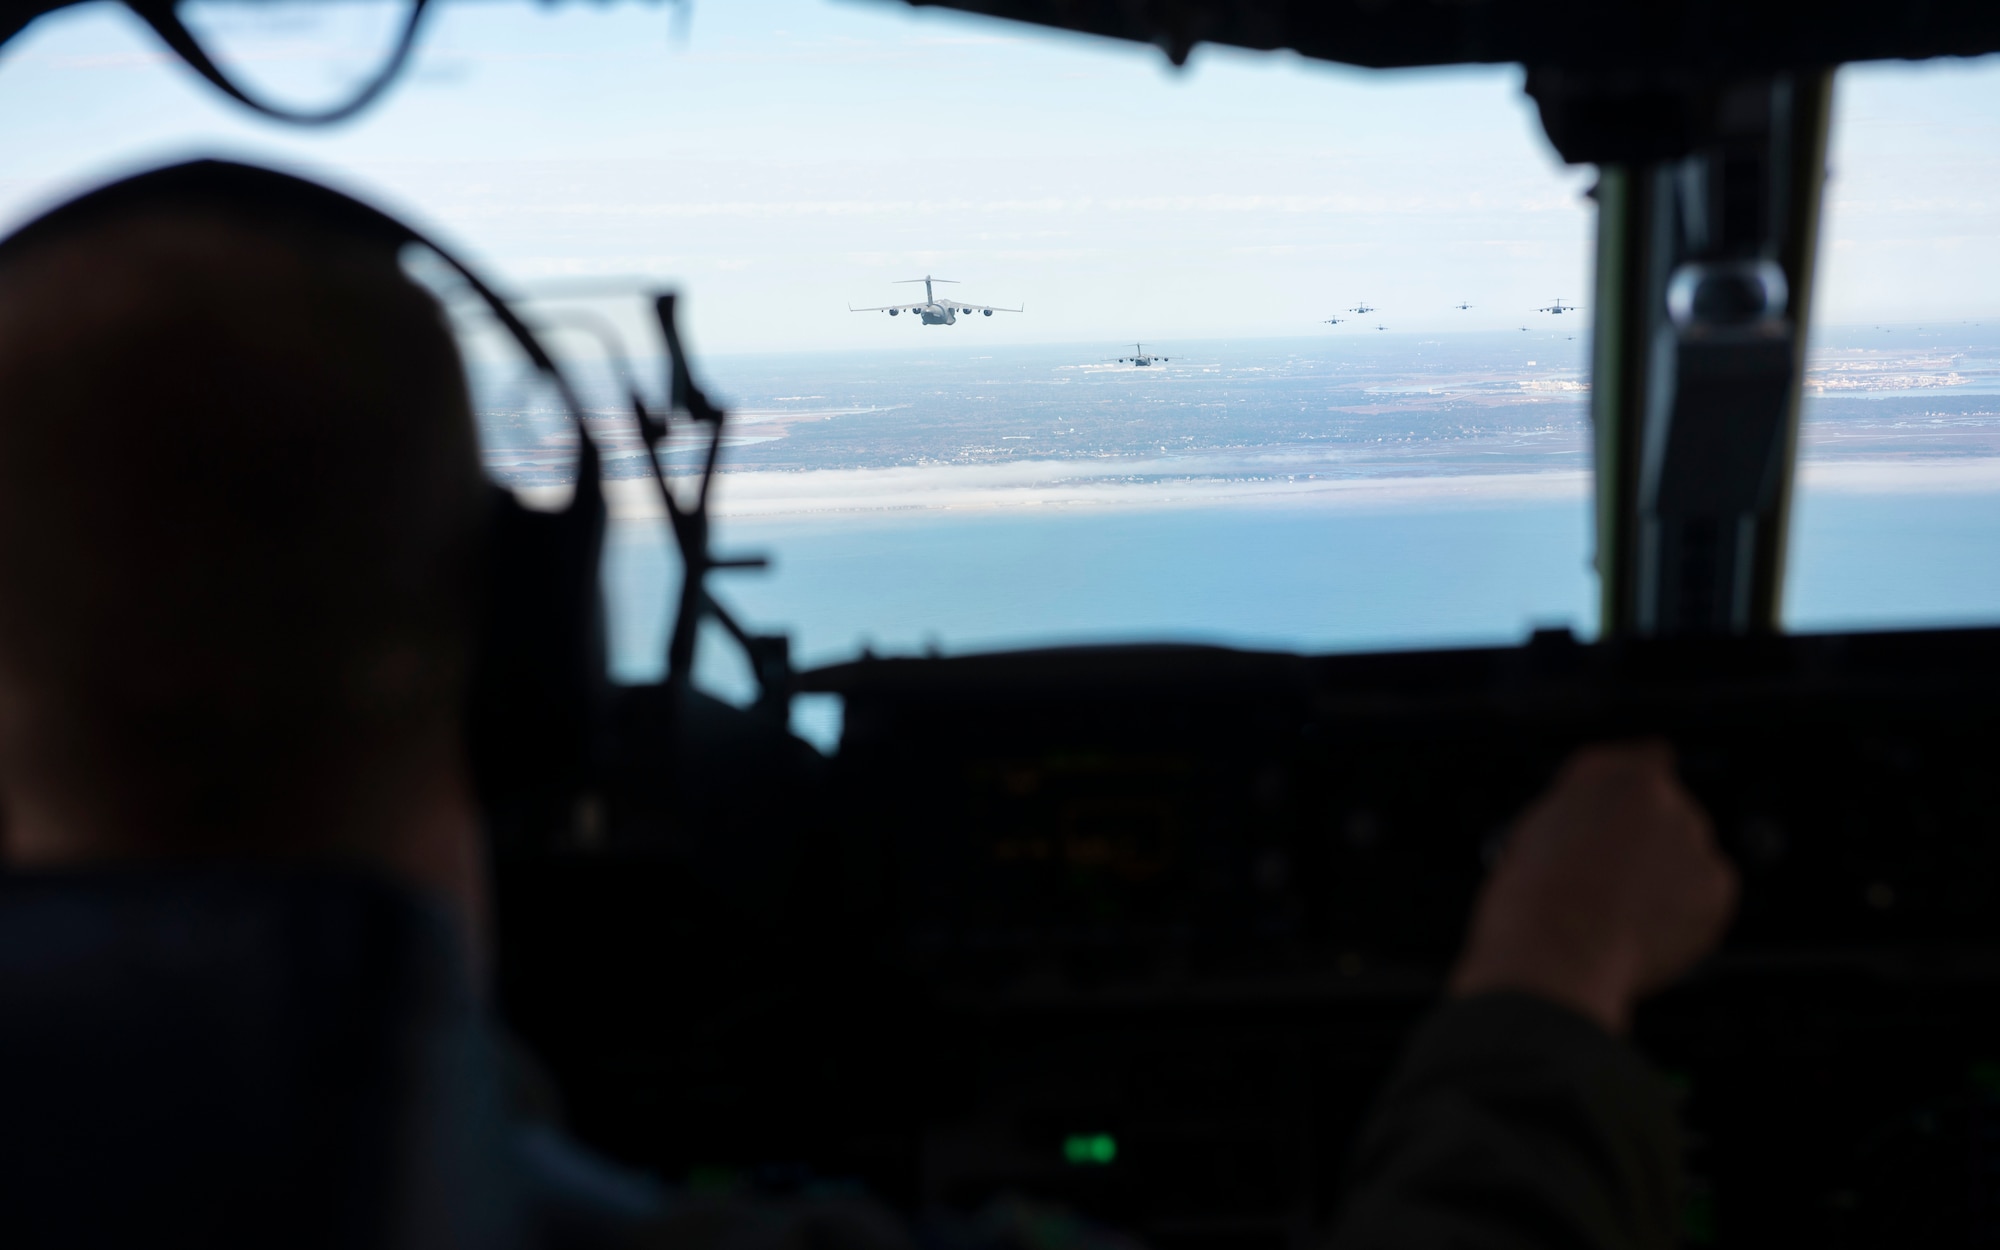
left=0, top=0, right=1604, bottom=716
left=1786, top=56, right=2000, bottom=634
left=15, top=2, right=2000, bottom=716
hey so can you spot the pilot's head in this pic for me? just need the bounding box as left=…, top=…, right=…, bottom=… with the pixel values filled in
left=0, top=163, right=489, bottom=909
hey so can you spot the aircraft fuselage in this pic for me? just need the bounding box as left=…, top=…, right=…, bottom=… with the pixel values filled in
left=865, top=276, right=1009, bottom=324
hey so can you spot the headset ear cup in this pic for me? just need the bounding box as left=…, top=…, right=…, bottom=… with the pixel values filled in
left=466, top=455, right=606, bottom=854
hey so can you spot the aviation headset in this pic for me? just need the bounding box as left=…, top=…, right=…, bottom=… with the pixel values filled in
left=0, top=159, right=743, bottom=844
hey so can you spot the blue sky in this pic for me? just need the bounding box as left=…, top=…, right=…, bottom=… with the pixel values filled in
left=0, top=0, right=1994, bottom=354
left=1818, top=55, right=2000, bottom=328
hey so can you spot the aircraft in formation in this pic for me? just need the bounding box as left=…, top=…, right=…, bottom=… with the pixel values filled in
left=849, top=276, right=1023, bottom=326
left=1320, top=298, right=1581, bottom=330
left=849, top=278, right=1168, bottom=366
left=849, top=280, right=1573, bottom=334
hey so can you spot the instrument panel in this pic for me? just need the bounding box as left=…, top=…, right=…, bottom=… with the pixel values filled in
left=498, top=626, right=2000, bottom=1247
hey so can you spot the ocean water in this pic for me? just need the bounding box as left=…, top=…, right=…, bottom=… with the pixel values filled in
left=606, top=496, right=1596, bottom=674
left=473, top=331, right=2000, bottom=711
left=1789, top=488, right=2000, bottom=629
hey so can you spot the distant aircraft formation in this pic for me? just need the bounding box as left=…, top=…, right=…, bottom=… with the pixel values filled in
left=848, top=276, right=1578, bottom=334
left=845, top=275, right=1577, bottom=358
left=1320, top=299, right=1581, bottom=331
left=849, top=276, right=1022, bottom=326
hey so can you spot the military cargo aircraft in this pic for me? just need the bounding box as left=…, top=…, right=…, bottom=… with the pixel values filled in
left=849, top=275, right=1022, bottom=325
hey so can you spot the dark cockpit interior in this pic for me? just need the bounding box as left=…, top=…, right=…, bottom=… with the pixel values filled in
left=5, top=1, right=2000, bottom=1245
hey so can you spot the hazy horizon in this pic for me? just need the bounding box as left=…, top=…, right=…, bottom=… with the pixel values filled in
left=683, top=320, right=1994, bottom=356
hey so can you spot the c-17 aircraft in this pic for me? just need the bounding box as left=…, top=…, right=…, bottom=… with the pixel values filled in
left=1323, top=314, right=1345, bottom=325
left=1114, top=343, right=1170, bottom=366
left=849, top=276, right=1023, bottom=325
left=1349, top=301, right=1376, bottom=314
left=1539, top=297, right=1577, bottom=314
left=1454, top=301, right=1474, bottom=310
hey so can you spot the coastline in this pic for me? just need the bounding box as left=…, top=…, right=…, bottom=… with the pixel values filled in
left=509, top=455, right=2000, bottom=524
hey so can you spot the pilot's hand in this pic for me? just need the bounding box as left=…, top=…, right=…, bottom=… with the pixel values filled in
left=1449, top=741, right=1738, bottom=1035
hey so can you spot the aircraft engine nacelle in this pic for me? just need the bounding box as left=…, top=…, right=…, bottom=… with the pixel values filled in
left=983, top=309, right=992, bottom=316
left=889, top=309, right=899, bottom=316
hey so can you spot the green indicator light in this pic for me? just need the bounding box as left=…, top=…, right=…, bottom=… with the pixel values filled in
left=1063, top=1133, right=1117, bottom=1165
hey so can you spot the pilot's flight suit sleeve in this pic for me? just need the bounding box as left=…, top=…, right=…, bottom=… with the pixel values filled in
left=1327, top=992, right=1682, bottom=1250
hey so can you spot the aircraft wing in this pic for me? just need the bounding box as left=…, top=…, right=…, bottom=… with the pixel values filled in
left=945, top=301, right=1024, bottom=313
left=849, top=303, right=928, bottom=313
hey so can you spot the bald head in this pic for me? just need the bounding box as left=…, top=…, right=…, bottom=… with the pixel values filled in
left=0, top=186, right=490, bottom=867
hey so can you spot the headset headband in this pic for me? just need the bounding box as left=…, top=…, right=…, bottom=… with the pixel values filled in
left=0, top=159, right=579, bottom=404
